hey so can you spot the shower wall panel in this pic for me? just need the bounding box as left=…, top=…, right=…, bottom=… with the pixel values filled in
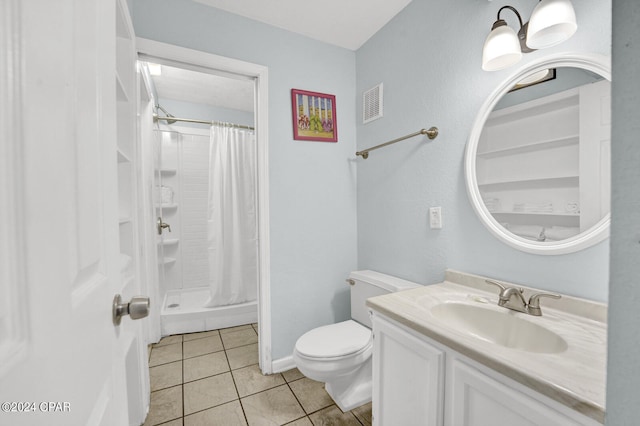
left=180, top=134, right=211, bottom=289
left=159, top=131, right=182, bottom=293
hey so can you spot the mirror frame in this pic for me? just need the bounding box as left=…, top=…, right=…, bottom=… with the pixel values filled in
left=465, top=53, right=611, bottom=255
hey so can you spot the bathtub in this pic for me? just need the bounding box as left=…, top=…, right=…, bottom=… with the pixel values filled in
left=161, top=287, right=258, bottom=336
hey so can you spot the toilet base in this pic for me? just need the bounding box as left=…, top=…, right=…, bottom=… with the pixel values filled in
left=324, top=357, right=372, bottom=412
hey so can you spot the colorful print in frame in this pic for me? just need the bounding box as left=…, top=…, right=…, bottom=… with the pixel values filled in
left=291, top=89, right=338, bottom=142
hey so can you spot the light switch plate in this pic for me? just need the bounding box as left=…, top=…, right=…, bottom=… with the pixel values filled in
left=429, top=207, right=442, bottom=229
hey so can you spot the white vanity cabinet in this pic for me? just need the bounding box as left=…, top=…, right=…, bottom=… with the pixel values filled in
left=372, top=313, right=445, bottom=426
left=446, top=357, right=595, bottom=426
left=371, top=313, right=601, bottom=426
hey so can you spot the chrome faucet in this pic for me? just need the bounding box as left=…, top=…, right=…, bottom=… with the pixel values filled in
left=157, top=217, right=172, bottom=235
left=485, top=279, right=561, bottom=316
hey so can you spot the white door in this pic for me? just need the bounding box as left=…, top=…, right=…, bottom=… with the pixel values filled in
left=0, top=1, right=146, bottom=425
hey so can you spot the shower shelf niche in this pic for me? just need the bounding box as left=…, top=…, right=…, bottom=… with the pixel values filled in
left=159, top=257, right=177, bottom=266
left=157, top=168, right=177, bottom=175
left=159, top=238, right=179, bottom=246
left=155, top=203, right=178, bottom=210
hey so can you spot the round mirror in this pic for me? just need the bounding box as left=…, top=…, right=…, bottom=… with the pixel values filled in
left=465, top=54, right=611, bottom=255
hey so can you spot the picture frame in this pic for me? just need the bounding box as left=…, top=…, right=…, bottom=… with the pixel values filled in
left=291, top=89, right=338, bottom=142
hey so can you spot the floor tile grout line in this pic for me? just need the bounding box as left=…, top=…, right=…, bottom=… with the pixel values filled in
left=234, top=379, right=288, bottom=399
left=230, top=361, right=260, bottom=372
left=284, top=378, right=365, bottom=424
left=148, top=360, right=183, bottom=393
left=181, top=338, right=185, bottom=424
left=153, top=327, right=376, bottom=426
left=182, top=367, right=232, bottom=385
left=222, top=346, right=250, bottom=426
left=155, top=322, right=257, bottom=347
left=156, top=336, right=257, bottom=358
left=166, top=337, right=262, bottom=410
left=285, top=380, right=309, bottom=416
left=167, top=324, right=254, bottom=344
left=180, top=358, right=256, bottom=385
left=180, top=399, right=247, bottom=422
left=145, top=383, right=183, bottom=426
left=281, top=414, right=312, bottom=425
left=181, top=336, right=240, bottom=420
left=149, top=358, right=184, bottom=368
left=182, top=348, right=225, bottom=361
left=351, top=408, right=367, bottom=426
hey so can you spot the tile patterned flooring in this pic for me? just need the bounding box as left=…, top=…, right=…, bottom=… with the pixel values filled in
left=145, top=324, right=373, bottom=426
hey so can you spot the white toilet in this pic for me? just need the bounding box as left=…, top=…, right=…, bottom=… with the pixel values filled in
left=293, top=270, right=420, bottom=411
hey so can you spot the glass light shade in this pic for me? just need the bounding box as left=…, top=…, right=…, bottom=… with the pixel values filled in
left=482, top=24, right=523, bottom=71
left=526, top=0, right=577, bottom=49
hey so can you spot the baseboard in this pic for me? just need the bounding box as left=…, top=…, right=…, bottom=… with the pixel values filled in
left=271, top=355, right=296, bottom=373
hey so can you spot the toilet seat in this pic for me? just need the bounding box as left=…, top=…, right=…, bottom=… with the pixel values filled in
left=295, top=320, right=372, bottom=359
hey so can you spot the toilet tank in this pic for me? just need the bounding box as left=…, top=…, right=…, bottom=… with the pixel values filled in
left=348, top=270, right=421, bottom=328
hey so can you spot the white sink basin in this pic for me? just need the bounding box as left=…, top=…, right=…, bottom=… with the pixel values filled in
left=430, top=302, right=568, bottom=354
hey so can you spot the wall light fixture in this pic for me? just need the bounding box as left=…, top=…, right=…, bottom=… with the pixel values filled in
left=482, top=0, right=577, bottom=71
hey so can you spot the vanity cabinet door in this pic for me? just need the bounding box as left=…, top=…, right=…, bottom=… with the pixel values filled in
left=372, top=314, right=445, bottom=426
left=446, top=358, right=587, bottom=426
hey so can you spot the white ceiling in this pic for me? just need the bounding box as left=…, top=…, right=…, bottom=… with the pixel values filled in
left=193, top=0, right=414, bottom=51
left=149, top=63, right=255, bottom=112
left=148, top=1, right=414, bottom=111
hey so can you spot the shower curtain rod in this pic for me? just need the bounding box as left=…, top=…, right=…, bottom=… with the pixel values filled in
left=153, top=113, right=255, bottom=131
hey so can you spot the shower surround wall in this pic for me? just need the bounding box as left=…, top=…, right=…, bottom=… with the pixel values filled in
left=157, top=128, right=258, bottom=334
left=172, top=131, right=209, bottom=290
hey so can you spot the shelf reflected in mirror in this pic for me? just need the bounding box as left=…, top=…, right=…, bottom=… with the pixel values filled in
left=466, top=54, right=611, bottom=255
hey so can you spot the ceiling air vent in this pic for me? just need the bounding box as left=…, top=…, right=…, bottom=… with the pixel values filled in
left=363, top=83, right=383, bottom=124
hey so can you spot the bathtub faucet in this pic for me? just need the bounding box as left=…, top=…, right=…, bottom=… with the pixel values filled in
left=157, top=217, right=172, bottom=235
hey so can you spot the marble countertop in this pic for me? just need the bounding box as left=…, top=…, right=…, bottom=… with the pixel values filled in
left=365, top=270, right=607, bottom=423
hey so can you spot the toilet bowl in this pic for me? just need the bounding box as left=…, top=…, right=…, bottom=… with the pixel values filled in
left=293, top=320, right=373, bottom=411
left=293, top=271, right=421, bottom=412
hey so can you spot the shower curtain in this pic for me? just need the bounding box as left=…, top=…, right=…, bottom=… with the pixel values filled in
left=203, top=124, right=258, bottom=308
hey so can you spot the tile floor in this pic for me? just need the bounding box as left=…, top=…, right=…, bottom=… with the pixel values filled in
left=145, top=324, right=372, bottom=426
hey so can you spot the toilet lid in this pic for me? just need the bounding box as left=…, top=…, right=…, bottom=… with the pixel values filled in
left=296, top=320, right=372, bottom=358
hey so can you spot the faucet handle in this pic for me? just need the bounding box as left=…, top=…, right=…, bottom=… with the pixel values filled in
left=485, top=279, right=506, bottom=294
left=527, top=292, right=561, bottom=316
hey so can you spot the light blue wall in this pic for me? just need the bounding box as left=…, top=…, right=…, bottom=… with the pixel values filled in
left=158, top=98, right=254, bottom=128
left=133, top=0, right=615, bottom=362
left=132, top=0, right=358, bottom=360
left=606, top=1, right=640, bottom=424
left=356, top=0, right=611, bottom=301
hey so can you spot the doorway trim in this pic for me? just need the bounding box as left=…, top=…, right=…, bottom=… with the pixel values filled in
left=136, top=38, right=273, bottom=373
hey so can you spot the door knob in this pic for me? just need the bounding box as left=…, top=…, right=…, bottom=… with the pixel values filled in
left=113, top=294, right=150, bottom=326
left=157, top=217, right=171, bottom=235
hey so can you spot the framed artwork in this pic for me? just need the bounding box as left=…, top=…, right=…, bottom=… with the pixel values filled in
left=291, top=89, right=338, bottom=142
